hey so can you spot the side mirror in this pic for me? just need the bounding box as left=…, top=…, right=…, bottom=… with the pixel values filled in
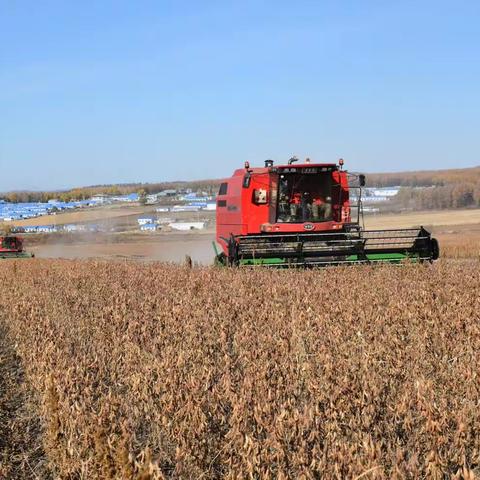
left=359, top=174, right=366, bottom=187
left=243, top=173, right=251, bottom=188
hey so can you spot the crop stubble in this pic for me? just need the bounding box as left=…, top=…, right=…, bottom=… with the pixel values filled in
left=0, top=259, right=479, bottom=479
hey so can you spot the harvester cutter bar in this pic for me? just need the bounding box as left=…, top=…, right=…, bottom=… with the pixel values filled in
left=230, top=227, right=439, bottom=266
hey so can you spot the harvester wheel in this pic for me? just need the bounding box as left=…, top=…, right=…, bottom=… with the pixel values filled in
left=431, top=238, right=440, bottom=261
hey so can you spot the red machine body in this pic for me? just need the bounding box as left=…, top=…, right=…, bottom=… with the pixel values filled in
left=215, top=158, right=439, bottom=266
left=216, top=160, right=351, bottom=253
left=0, top=236, right=24, bottom=253
left=0, top=236, right=33, bottom=259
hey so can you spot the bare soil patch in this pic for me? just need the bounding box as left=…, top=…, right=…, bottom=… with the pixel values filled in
left=30, top=233, right=216, bottom=264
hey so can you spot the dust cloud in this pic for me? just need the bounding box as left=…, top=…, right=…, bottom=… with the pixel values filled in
left=30, top=232, right=217, bottom=265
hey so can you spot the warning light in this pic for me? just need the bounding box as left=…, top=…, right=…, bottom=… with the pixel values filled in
left=244, top=161, right=250, bottom=169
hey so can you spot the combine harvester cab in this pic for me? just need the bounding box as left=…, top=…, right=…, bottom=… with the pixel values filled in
left=215, top=158, right=439, bottom=266
left=0, top=236, right=34, bottom=259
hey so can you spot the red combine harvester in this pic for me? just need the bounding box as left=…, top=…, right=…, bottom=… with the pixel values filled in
left=215, top=157, right=439, bottom=266
left=0, top=236, right=34, bottom=259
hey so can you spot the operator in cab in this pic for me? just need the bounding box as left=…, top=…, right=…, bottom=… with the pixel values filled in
left=290, top=192, right=302, bottom=221
left=312, top=195, right=332, bottom=221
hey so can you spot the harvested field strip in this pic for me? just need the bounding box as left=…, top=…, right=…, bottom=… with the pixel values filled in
left=364, top=208, right=480, bottom=230
left=0, top=260, right=479, bottom=478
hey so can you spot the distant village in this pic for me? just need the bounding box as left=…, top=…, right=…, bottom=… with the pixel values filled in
left=1, top=188, right=217, bottom=234
left=351, top=187, right=400, bottom=213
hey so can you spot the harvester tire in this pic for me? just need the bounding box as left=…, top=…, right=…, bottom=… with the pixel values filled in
left=431, top=238, right=440, bottom=261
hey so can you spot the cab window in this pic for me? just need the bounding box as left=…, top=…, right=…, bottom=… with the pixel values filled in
left=218, top=183, right=228, bottom=195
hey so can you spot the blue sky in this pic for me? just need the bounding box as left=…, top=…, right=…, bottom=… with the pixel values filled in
left=1, top=0, right=479, bottom=191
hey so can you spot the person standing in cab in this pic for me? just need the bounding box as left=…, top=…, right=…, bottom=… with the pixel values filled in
left=301, top=191, right=312, bottom=221
left=312, top=195, right=325, bottom=221
left=290, top=192, right=302, bottom=221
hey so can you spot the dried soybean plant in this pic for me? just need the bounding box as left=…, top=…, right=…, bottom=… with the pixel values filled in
left=0, top=259, right=479, bottom=479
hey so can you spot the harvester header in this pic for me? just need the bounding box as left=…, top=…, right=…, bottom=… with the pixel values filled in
left=215, top=157, right=439, bottom=266
left=0, top=236, right=34, bottom=259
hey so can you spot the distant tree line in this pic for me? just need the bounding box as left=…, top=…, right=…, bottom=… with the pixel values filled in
left=0, top=186, right=131, bottom=204
left=367, top=166, right=480, bottom=210
left=366, top=166, right=480, bottom=188
left=392, top=183, right=480, bottom=210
